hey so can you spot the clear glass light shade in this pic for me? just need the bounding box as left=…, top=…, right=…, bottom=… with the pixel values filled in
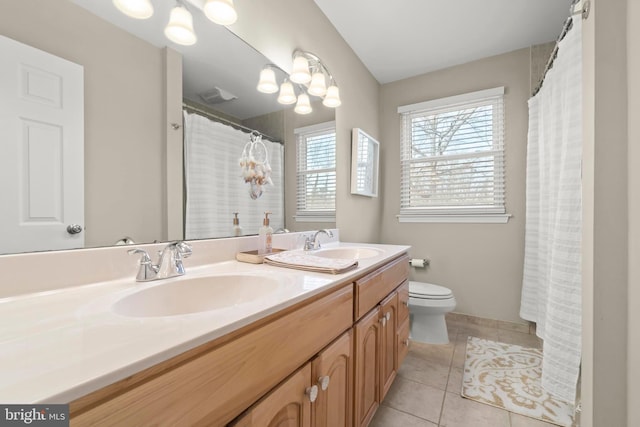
left=307, top=71, right=327, bottom=97
left=204, top=0, right=238, bottom=25
left=164, top=6, right=197, bottom=46
left=277, top=81, right=297, bottom=105
left=256, top=68, right=279, bottom=93
left=322, top=85, right=342, bottom=108
left=290, top=56, right=312, bottom=84
left=113, top=0, right=154, bottom=19
left=294, top=93, right=313, bottom=115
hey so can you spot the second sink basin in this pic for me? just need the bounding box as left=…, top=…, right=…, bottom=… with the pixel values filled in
left=313, top=246, right=383, bottom=260
left=112, top=275, right=282, bottom=318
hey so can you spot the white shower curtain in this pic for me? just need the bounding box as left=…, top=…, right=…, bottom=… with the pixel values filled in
left=520, top=18, right=582, bottom=404
left=184, top=112, right=284, bottom=239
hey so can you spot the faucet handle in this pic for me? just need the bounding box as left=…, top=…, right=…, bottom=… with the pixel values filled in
left=128, top=248, right=152, bottom=263
left=175, top=241, right=192, bottom=258
left=128, top=248, right=158, bottom=281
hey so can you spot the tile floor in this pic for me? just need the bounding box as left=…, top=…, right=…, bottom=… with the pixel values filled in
left=370, top=314, right=560, bottom=427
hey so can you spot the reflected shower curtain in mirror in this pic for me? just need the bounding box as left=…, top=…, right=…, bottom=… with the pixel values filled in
left=520, top=18, right=582, bottom=404
left=184, top=112, right=284, bottom=239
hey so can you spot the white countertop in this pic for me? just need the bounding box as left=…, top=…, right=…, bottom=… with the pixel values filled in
left=0, top=242, right=409, bottom=404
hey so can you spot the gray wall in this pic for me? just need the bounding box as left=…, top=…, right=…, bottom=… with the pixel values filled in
left=379, top=48, right=531, bottom=324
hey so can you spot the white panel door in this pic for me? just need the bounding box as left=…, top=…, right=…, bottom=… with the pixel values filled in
left=0, top=35, right=84, bottom=254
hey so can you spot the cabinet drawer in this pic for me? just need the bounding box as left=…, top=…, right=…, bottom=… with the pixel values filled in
left=397, top=318, right=410, bottom=369
left=71, top=285, right=353, bottom=427
left=355, top=254, right=409, bottom=320
left=397, top=280, right=409, bottom=325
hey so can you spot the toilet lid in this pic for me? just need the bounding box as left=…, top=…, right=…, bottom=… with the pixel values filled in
left=409, top=281, right=453, bottom=299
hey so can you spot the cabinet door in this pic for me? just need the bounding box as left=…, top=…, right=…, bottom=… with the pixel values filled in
left=232, top=364, right=314, bottom=427
left=397, top=317, right=410, bottom=369
left=353, top=308, right=380, bottom=427
left=379, top=292, right=398, bottom=400
left=396, top=280, right=410, bottom=326
left=312, top=331, right=353, bottom=427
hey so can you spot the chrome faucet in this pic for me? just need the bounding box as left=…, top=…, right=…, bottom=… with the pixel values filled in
left=304, top=229, right=334, bottom=251
left=128, top=241, right=193, bottom=282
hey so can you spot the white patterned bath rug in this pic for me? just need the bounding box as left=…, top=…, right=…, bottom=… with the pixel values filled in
left=462, top=337, right=574, bottom=427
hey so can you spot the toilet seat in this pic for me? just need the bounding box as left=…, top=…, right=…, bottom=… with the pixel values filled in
left=409, top=281, right=453, bottom=300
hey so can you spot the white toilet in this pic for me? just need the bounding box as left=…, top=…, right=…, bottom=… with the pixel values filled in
left=408, top=281, right=456, bottom=344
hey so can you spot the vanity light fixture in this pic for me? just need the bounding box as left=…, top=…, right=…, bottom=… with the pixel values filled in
left=112, top=0, right=154, bottom=19
left=164, top=3, right=197, bottom=46
left=203, top=0, right=238, bottom=26
left=257, top=49, right=341, bottom=114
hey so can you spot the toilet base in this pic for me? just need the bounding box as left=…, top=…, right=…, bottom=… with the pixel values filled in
left=409, top=313, right=450, bottom=344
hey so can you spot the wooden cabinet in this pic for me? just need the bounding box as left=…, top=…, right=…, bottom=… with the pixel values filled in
left=312, top=331, right=353, bottom=427
left=354, top=308, right=381, bottom=427
left=396, top=281, right=410, bottom=370
left=354, top=270, right=410, bottom=427
left=379, top=292, right=398, bottom=400
left=232, top=364, right=313, bottom=427
left=235, top=330, right=354, bottom=427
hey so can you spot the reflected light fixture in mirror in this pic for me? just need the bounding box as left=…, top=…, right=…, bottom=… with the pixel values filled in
left=203, top=0, right=238, bottom=25
left=257, top=50, right=341, bottom=114
left=112, top=0, right=154, bottom=19
left=165, top=4, right=197, bottom=45
left=112, top=0, right=237, bottom=46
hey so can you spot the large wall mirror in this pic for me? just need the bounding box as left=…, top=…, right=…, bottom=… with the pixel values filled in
left=0, top=0, right=335, bottom=256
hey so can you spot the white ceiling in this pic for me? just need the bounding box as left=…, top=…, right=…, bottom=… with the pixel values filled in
left=313, top=0, right=572, bottom=83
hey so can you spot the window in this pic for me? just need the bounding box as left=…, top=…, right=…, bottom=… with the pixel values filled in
left=397, top=87, right=508, bottom=223
left=294, top=122, right=336, bottom=222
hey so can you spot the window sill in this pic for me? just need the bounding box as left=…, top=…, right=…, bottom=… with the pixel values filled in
left=294, top=215, right=336, bottom=223
left=397, top=214, right=511, bottom=224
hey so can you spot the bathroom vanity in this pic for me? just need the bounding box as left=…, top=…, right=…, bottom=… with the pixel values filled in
left=69, top=252, right=409, bottom=426
left=0, top=237, right=410, bottom=427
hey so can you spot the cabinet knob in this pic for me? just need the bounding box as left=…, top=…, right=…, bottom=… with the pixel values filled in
left=318, top=375, right=330, bottom=391
left=306, top=385, right=319, bottom=403
left=402, top=300, right=409, bottom=307
left=403, top=339, right=409, bottom=347
left=379, top=317, right=387, bottom=327
left=385, top=312, right=391, bottom=322
left=66, top=224, right=83, bottom=235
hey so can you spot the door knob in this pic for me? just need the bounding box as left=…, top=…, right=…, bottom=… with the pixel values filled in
left=306, top=385, right=319, bottom=403
left=317, top=375, right=330, bottom=391
left=66, top=224, right=83, bottom=235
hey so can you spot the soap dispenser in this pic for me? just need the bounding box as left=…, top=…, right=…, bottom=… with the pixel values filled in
left=257, top=211, right=273, bottom=255
left=232, top=212, right=243, bottom=237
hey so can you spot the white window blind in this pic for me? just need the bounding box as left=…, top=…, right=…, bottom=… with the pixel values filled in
left=398, top=87, right=507, bottom=222
left=295, top=122, right=336, bottom=221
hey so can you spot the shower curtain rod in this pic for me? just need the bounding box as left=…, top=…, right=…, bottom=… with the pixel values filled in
left=182, top=102, right=282, bottom=144
left=532, top=0, right=590, bottom=96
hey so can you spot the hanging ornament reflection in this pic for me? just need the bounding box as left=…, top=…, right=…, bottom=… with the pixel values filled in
left=239, top=133, right=273, bottom=199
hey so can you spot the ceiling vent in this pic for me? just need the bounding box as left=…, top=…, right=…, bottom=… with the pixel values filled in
left=199, top=86, right=237, bottom=104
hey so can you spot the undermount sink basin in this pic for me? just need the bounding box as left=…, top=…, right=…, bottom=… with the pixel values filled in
left=313, top=246, right=383, bottom=260
left=112, top=275, right=282, bottom=317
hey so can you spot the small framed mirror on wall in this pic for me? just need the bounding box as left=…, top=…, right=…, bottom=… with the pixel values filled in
left=350, top=128, right=380, bottom=197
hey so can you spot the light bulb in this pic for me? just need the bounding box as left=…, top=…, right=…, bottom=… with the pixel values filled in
left=323, top=85, right=341, bottom=108
left=294, top=93, right=312, bottom=115
left=204, top=0, right=238, bottom=25
left=113, top=0, right=153, bottom=19
left=307, top=71, right=327, bottom=97
left=164, top=6, right=197, bottom=46
left=290, top=55, right=311, bottom=84
left=277, top=81, right=297, bottom=105
left=257, top=68, right=279, bottom=94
